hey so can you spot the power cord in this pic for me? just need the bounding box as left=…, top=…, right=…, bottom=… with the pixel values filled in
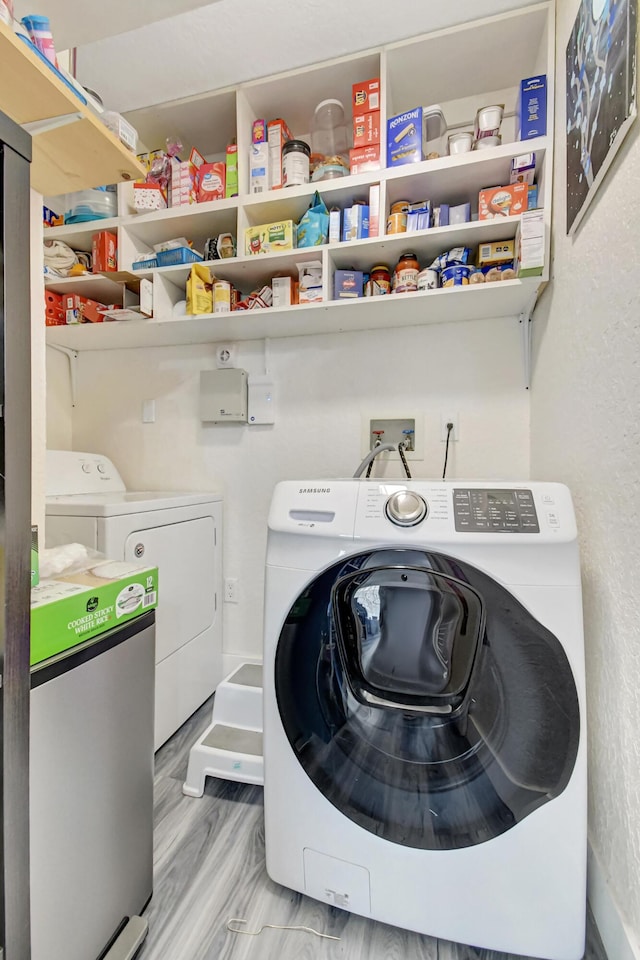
left=442, top=422, right=454, bottom=479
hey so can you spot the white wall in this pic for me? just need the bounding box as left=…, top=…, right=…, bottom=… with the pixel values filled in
left=74, top=0, right=536, bottom=113
left=62, top=318, right=529, bottom=662
left=530, top=0, right=640, bottom=954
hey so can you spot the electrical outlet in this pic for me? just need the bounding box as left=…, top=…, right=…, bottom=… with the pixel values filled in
left=216, top=343, right=237, bottom=368
left=224, top=577, right=239, bottom=603
left=440, top=412, right=459, bottom=441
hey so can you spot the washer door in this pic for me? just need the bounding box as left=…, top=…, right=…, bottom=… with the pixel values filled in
left=274, top=548, right=580, bottom=851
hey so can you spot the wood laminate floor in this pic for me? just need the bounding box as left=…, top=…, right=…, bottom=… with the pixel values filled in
left=138, top=698, right=607, bottom=960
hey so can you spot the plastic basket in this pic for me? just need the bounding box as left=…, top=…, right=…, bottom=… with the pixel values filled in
left=132, top=257, right=157, bottom=271
left=155, top=247, right=203, bottom=267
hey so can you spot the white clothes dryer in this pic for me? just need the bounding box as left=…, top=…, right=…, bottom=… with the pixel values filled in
left=45, top=450, right=223, bottom=750
left=263, top=479, right=586, bottom=960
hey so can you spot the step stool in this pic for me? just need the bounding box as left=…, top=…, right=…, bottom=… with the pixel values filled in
left=182, top=662, right=263, bottom=796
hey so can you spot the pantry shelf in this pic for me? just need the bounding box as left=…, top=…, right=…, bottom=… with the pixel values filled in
left=45, top=278, right=540, bottom=352
left=44, top=217, right=121, bottom=250
left=43, top=274, right=133, bottom=304
left=0, top=21, right=144, bottom=194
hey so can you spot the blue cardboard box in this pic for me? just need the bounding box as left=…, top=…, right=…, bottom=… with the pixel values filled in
left=342, top=205, right=369, bottom=241
left=517, top=76, right=547, bottom=140
left=387, top=107, right=423, bottom=167
left=334, top=270, right=364, bottom=299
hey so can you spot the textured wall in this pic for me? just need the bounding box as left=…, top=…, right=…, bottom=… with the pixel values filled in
left=75, top=0, right=535, bottom=113
left=67, top=319, right=529, bottom=662
left=530, top=0, right=640, bottom=949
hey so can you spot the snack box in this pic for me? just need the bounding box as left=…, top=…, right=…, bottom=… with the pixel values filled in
left=387, top=108, right=423, bottom=167
left=253, top=119, right=267, bottom=144
left=197, top=162, right=226, bottom=202
left=349, top=144, right=381, bottom=174
left=449, top=202, right=471, bottom=225
left=245, top=220, right=297, bottom=255
left=368, top=184, right=380, bottom=237
left=510, top=153, right=536, bottom=185
left=353, top=110, right=381, bottom=148
left=64, top=294, right=108, bottom=324
left=250, top=142, right=269, bottom=194
left=272, top=276, right=295, bottom=308
left=342, top=205, right=369, bottom=242
left=133, top=182, right=167, bottom=212
left=515, top=209, right=545, bottom=277
left=45, top=290, right=65, bottom=326
left=478, top=183, right=528, bottom=220
left=30, top=561, right=159, bottom=666
left=267, top=118, right=292, bottom=190
left=298, top=260, right=323, bottom=303
left=352, top=78, right=381, bottom=112
left=226, top=143, right=238, bottom=198
left=334, top=269, right=364, bottom=299
left=477, top=239, right=516, bottom=266
left=92, top=230, right=117, bottom=273
left=517, top=75, right=547, bottom=140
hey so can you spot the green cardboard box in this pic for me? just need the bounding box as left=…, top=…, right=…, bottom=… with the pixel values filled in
left=31, top=561, right=158, bottom=666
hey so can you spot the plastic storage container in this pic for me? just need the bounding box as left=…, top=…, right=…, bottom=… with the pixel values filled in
left=155, top=247, right=203, bottom=267
left=64, top=188, right=117, bottom=224
left=311, top=99, right=349, bottom=181
left=21, top=14, right=57, bottom=65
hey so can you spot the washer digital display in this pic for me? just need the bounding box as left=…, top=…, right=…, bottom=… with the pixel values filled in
left=453, top=488, right=540, bottom=533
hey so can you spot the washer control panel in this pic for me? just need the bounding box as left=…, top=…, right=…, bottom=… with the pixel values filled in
left=385, top=490, right=428, bottom=526
left=453, top=488, right=539, bottom=533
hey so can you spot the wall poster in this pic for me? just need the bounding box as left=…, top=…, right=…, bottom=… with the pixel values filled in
left=566, top=0, right=637, bottom=234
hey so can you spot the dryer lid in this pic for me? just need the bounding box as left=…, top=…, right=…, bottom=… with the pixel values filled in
left=45, top=490, right=223, bottom=517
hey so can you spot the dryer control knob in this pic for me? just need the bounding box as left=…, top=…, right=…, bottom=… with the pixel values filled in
left=81, top=463, right=91, bottom=473
left=385, top=491, right=427, bottom=526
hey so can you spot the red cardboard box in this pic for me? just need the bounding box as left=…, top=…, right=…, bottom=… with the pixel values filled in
left=349, top=144, right=381, bottom=174
left=353, top=110, right=381, bottom=148
left=45, top=290, right=65, bottom=326
left=478, top=183, right=529, bottom=220
left=197, top=162, right=226, bottom=202
left=64, top=295, right=107, bottom=324
left=352, top=78, right=381, bottom=113
left=267, top=118, right=292, bottom=190
left=92, top=230, right=117, bottom=273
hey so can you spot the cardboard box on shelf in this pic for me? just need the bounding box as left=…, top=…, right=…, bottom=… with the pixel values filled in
left=30, top=561, right=159, bottom=666
left=245, top=220, right=297, bottom=255
left=272, top=276, right=295, bottom=308
left=133, top=182, right=167, bottom=212
left=139, top=278, right=153, bottom=317
left=349, top=144, right=381, bottom=174
left=169, top=158, right=197, bottom=207
left=225, top=144, right=238, bottom=197
left=267, top=118, right=292, bottom=191
left=334, top=269, right=364, bottom=299
left=197, top=162, right=226, bottom=202
left=368, top=184, right=380, bottom=237
left=517, top=75, right=547, bottom=140
left=477, top=239, right=515, bottom=266
left=64, top=295, right=109, bottom=324
left=92, top=230, right=117, bottom=273
left=250, top=142, right=270, bottom=194
left=342, top=204, right=369, bottom=241
left=510, top=153, right=536, bottom=184
left=387, top=108, right=423, bottom=167
left=353, top=111, right=381, bottom=148
left=352, top=78, right=380, bottom=112
left=298, top=260, right=323, bottom=303
left=515, top=209, right=545, bottom=277
left=45, top=290, right=65, bottom=326
left=478, top=183, right=529, bottom=220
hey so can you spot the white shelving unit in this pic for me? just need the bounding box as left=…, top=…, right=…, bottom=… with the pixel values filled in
left=44, top=1, right=554, bottom=381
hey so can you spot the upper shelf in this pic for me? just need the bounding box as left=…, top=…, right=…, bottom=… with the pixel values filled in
left=0, top=21, right=145, bottom=194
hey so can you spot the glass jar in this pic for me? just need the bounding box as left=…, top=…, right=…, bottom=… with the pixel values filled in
left=282, top=139, right=310, bottom=187
left=311, top=99, right=350, bottom=181
left=393, top=252, right=420, bottom=294
left=365, top=264, right=392, bottom=296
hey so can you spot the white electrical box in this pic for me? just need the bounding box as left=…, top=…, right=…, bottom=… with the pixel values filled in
left=248, top=375, right=276, bottom=425
left=200, top=369, right=248, bottom=423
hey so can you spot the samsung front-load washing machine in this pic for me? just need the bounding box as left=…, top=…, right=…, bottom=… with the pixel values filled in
left=263, top=480, right=586, bottom=960
left=45, top=450, right=223, bottom=749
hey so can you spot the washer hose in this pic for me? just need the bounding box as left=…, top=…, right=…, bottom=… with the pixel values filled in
left=353, top=444, right=397, bottom=478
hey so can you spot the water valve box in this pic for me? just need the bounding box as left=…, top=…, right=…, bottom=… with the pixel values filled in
left=200, top=369, right=248, bottom=422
